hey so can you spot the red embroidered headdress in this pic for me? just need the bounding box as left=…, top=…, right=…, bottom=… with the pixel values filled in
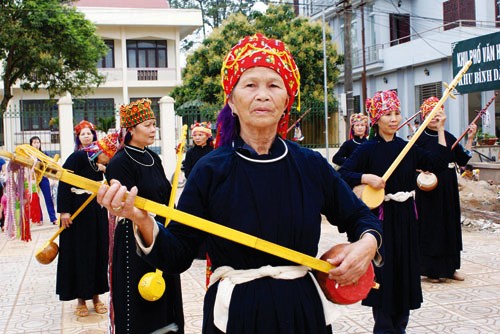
left=191, top=122, right=212, bottom=136
left=366, top=90, right=400, bottom=125
left=119, top=98, right=155, bottom=128
left=74, top=120, right=95, bottom=135
left=349, top=113, right=369, bottom=139
left=419, top=96, right=442, bottom=119
left=218, top=33, right=301, bottom=142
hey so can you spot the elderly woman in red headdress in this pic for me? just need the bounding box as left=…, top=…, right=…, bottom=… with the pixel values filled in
left=332, top=113, right=369, bottom=167
left=339, top=91, right=451, bottom=333
left=97, top=34, right=382, bottom=333
left=56, top=133, right=119, bottom=317
left=415, top=97, right=476, bottom=284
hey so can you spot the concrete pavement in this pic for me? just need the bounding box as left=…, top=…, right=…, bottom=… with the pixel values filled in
left=1, top=221, right=499, bottom=333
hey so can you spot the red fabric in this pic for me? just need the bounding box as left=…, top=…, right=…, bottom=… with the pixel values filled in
left=221, top=33, right=300, bottom=113
left=29, top=192, right=42, bottom=224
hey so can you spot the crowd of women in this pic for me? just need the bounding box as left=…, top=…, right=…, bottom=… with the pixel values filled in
left=1, top=32, right=478, bottom=334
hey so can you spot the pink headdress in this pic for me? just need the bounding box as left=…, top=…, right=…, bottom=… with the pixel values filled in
left=366, top=90, right=400, bottom=125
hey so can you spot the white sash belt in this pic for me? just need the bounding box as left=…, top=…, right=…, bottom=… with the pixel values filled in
left=384, top=190, right=415, bottom=202
left=209, top=265, right=337, bottom=332
left=70, top=187, right=93, bottom=195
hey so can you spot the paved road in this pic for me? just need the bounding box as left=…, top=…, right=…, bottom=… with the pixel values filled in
left=1, top=222, right=499, bottom=333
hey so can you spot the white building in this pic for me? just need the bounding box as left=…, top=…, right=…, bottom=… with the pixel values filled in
left=1, top=0, right=202, bottom=173
left=300, top=0, right=499, bottom=142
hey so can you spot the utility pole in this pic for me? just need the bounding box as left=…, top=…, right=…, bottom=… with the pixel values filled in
left=338, top=0, right=353, bottom=140
left=360, top=2, right=367, bottom=114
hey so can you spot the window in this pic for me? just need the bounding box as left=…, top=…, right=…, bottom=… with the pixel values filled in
left=127, top=40, right=168, bottom=68
left=496, top=0, right=500, bottom=27
left=20, top=100, right=58, bottom=131
left=443, top=0, right=476, bottom=30
left=415, top=82, right=443, bottom=111
left=73, top=98, right=115, bottom=130
left=389, top=13, right=410, bottom=46
left=368, top=6, right=376, bottom=47
left=97, top=40, right=114, bottom=68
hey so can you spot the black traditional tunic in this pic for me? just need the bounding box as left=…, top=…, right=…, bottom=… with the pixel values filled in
left=332, top=136, right=367, bottom=166
left=56, top=150, right=109, bottom=301
left=106, top=145, right=184, bottom=334
left=339, top=136, right=450, bottom=315
left=139, top=137, right=382, bottom=334
left=182, top=140, right=214, bottom=178
left=415, top=129, right=471, bottom=279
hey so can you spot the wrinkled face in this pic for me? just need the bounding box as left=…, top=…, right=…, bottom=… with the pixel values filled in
left=377, top=109, right=402, bottom=137
left=228, top=67, right=289, bottom=133
left=31, top=138, right=41, bottom=149
left=129, top=119, right=157, bottom=148
left=353, top=123, right=367, bottom=137
left=192, top=131, right=209, bottom=146
left=79, top=128, right=94, bottom=147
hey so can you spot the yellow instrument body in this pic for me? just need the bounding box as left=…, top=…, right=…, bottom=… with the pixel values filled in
left=138, top=124, right=188, bottom=301
left=138, top=271, right=166, bottom=302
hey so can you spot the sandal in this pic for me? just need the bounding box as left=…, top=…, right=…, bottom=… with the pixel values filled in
left=93, top=301, right=108, bottom=314
left=75, top=304, right=89, bottom=317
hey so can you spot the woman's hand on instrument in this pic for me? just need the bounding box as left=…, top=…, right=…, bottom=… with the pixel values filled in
left=97, top=180, right=156, bottom=246
left=434, top=111, right=447, bottom=131
left=60, top=213, right=72, bottom=228
left=326, top=234, right=377, bottom=286
left=467, top=123, right=477, bottom=137
left=361, top=174, right=385, bottom=189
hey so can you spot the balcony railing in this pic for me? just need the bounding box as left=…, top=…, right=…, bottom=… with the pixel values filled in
left=137, top=69, right=158, bottom=80
left=351, top=44, right=384, bottom=68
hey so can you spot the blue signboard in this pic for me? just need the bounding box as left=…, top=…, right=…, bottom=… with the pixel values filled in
left=452, top=31, right=500, bottom=94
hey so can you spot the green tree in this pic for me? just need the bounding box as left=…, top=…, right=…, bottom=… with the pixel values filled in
left=0, top=0, right=109, bottom=115
left=169, top=0, right=257, bottom=44
left=171, top=5, right=340, bottom=120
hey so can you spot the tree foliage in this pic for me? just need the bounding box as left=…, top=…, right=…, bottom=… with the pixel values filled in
left=169, top=0, right=257, bottom=45
left=171, top=5, right=340, bottom=120
left=0, top=0, right=109, bottom=115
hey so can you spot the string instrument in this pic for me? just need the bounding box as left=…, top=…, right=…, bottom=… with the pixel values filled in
left=397, top=110, right=421, bottom=132
left=35, top=194, right=97, bottom=264
left=14, top=144, right=98, bottom=264
left=287, top=108, right=312, bottom=133
left=416, top=88, right=496, bottom=192
left=138, top=124, right=188, bottom=302
left=416, top=170, right=438, bottom=192
left=1, top=144, right=379, bottom=305
left=358, top=60, right=473, bottom=209
left=451, top=93, right=497, bottom=150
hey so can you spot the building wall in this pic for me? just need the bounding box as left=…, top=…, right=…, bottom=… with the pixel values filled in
left=302, top=0, right=499, bottom=140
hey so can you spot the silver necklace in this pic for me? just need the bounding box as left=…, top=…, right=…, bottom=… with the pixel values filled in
left=353, top=138, right=363, bottom=144
left=424, top=129, right=438, bottom=137
left=88, top=156, right=100, bottom=172
left=124, top=146, right=154, bottom=167
left=234, top=137, right=288, bottom=163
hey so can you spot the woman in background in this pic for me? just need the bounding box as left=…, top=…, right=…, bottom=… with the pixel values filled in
left=74, top=120, right=97, bottom=151
left=29, top=136, right=57, bottom=225
left=56, top=133, right=119, bottom=317
left=339, top=90, right=450, bottom=333
left=105, top=99, right=184, bottom=333
left=415, top=96, right=476, bottom=283
left=332, top=113, right=369, bottom=167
